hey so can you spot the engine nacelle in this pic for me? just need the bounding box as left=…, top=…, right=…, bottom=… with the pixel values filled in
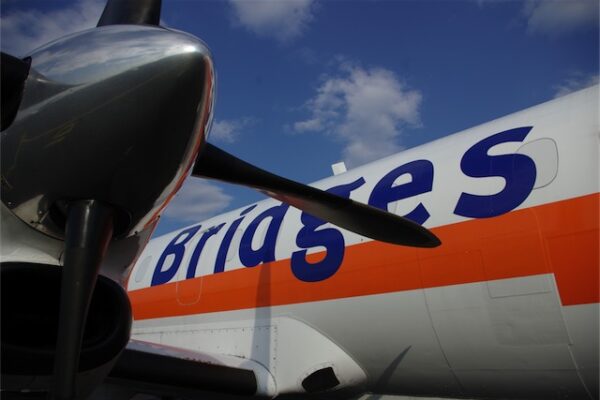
left=1, top=262, right=132, bottom=399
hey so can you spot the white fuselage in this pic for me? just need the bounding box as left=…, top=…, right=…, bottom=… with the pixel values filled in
left=89, top=86, right=600, bottom=399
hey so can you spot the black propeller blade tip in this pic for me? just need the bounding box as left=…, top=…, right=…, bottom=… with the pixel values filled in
left=97, top=0, right=162, bottom=27
left=1, top=53, right=31, bottom=131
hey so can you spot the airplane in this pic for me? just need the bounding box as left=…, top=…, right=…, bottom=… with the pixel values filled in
left=0, top=0, right=436, bottom=399
left=100, top=82, right=598, bottom=400
left=0, top=1, right=597, bottom=400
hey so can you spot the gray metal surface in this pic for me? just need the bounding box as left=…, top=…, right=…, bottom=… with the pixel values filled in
left=1, top=25, right=215, bottom=240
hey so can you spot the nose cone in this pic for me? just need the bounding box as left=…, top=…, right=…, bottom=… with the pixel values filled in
left=1, top=26, right=215, bottom=239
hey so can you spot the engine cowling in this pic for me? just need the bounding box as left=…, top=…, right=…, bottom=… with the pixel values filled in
left=1, top=262, right=132, bottom=398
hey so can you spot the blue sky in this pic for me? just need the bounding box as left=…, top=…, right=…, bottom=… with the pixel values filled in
left=1, top=0, right=598, bottom=236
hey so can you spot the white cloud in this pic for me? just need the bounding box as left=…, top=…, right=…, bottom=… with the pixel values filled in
left=522, top=0, right=599, bottom=36
left=293, top=64, right=422, bottom=167
left=0, top=0, right=104, bottom=57
left=163, top=179, right=233, bottom=223
left=228, top=0, right=316, bottom=42
left=210, top=117, right=256, bottom=143
left=553, top=72, right=599, bottom=97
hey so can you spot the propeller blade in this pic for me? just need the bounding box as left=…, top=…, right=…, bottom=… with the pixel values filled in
left=1, top=53, right=31, bottom=131
left=97, top=0, right=162, bottom=27
left=54, top=200, right=114, bottom=400
left=192, top=143, right=441, bottom=248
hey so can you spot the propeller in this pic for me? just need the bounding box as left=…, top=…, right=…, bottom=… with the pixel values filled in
left=54, top=201, right=114, bottom=400
left=52, top=1, right=163, bottom=399
left=192, top=143, right=441, bottom=248
left=1, top=0, right=439, bottom=398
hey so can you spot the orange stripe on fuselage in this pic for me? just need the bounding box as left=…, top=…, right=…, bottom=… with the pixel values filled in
left=129, top=193, right=599, bottom=320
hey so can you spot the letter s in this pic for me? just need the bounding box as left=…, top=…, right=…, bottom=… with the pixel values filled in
left=454, top=127, right=536, bottom=218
